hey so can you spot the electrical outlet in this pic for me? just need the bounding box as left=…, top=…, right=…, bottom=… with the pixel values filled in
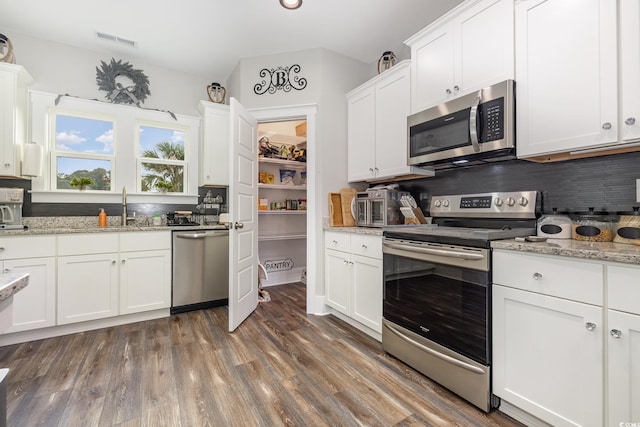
left=637, top=179, right=640, bottom=203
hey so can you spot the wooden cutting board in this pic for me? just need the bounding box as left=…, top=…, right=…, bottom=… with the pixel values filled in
left=328, top=192, right=344, bottom=226
left=340, top=188, right=356, bottom=227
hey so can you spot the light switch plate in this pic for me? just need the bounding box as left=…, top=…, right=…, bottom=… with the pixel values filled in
left=637, top=179, right=640, bottom=203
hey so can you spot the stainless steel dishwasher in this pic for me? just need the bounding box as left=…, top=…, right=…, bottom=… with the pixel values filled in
left=171, top=227, right=229, bottom=314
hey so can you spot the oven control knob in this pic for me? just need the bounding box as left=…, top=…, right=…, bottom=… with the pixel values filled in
left=442, top=200, right=450, bottom=207
left=434, top=200, right=442, bottom=207
left=518, top=197, right=529, bottom=207
left=506, top=197, right=516, bottom=207
left=494, top=197, right=504, bottom=207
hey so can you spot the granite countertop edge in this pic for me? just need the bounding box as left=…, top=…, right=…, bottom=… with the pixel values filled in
left=0, top=273, right=29, bottom=303
left=0, top=224, right=227, bottom=236
left=492, top=239, right=640, bottom=265
left=323, top=225, right=384, bottom=236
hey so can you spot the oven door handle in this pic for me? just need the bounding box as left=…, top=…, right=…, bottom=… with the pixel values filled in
left=383, top=242, right=485, bottom=261
left=384, top=321, right=485, bottom=375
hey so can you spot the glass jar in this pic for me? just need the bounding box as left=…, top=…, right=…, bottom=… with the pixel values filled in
left=614, top=207, right=640, bottom=244
left=537, top=208, right=572, bottom=239
left=571, top=208, right=616, bottom=242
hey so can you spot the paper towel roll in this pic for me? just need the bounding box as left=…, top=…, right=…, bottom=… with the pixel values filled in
left=21, top=143, right=43, bottom=177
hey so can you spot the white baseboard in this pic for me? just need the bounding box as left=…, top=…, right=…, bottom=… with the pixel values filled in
left=498, top=400, right=553, bottom=427
left=326, top=308, right=381, bottom=342
left=0, top=309, right=170, bottom=346
left=262, top=267, right=305, bottom=287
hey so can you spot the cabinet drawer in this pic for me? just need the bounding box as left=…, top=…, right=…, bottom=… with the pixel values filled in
left=608, top=264, right=640, bottom=315
left=120, top=231, right=171, bottom=252
left=0, top=235, right=56, bottom=259
left=58, top=233, right=119, bottom=256
left=493, top=251, right=603, bottom=305
left=350, top=234, right=382, bottom=259
left=325, top=231, right=350, bottom=252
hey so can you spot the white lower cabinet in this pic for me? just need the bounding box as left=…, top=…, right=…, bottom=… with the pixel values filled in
left=607, top=263, right=640, bottom=426
left=493, top=251, right=640, bottom=426
left=1, top=236, right=56, bottom=333
left=325, top=231, right=382, bottom=334
left=57, top=231, right=171, bottom=325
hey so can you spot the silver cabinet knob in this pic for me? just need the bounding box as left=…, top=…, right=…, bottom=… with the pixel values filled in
left=0, top=247, right=4, bottom=252
left=602, top=122, right=612, bottom=130
left=332, top=240, right=337, bottom=244
left=610, top=329, right=622, bottom=339
left=361, top=244, right=367, bottom=249
left=446, top=88, right=452, bottom=95
left=3, top=268, right=10, bottom=274
left=121, top=259, right=126, bottom=264
left=3, top=163, right=10, bottom=168
left=625, top=117, right=636, bottom=125
left=533, top=272, right=543, bottom=280
left=453, top=85, right=460, bottom=92
left=343, top=260, right=348, bottom=264
left=585, top=322, right=597, bottom=331
left=112, top=260, right=116, bottom=265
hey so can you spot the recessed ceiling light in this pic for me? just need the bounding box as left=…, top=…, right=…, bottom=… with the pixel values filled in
left=280, top=0, right=302, bottom=10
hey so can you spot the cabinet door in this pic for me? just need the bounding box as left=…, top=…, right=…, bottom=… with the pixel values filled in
left=374, top=64, right=412, bottom=181
left=608, top=310, right=640, bottom=427
left=325, top=249, right=350, bottom=315
left=0, top=67, right=18, bottom=176
left=3, top=257, right=56, bottom=333
left=347, top=85, right=377, bottom=182
left=410, top=23, right=455, bottom=113
left=515, top=0, right=618, bottom=158
left=455, top=0, right=513, bottom=95
left=351, top=254, right=382, bottom=333
left=493, top=285, right=603, bottom=427
left=120, top=250, right=171, bottom=315
left=199, top=101, right=230, bottom=185
left=57, top=254, right=119, bottom=325
left=620, top=0, right=640, bottom=142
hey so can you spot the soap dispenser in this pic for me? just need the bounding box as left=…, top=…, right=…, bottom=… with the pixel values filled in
left=99, top=208, right=107, bottom=227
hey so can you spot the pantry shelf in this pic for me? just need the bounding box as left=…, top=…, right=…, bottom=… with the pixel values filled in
left=258, top=184, right=306, bottom=190
left=258, top=210, right=307, bottom=215
left=258, top=234, right=306, bottom=241
left=258, top=157, right=307, bottom=168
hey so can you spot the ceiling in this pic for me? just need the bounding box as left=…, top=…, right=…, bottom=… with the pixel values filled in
left=0, top=0, right=462, bottom=80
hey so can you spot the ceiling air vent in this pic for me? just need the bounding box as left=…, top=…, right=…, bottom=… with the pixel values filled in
left=96, top=31, right=137, bottom=47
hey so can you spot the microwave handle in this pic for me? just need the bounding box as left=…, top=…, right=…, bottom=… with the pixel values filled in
left=469, top=92, right=481, bottom=153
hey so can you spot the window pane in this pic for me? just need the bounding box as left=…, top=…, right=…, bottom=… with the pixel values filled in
left=141, top=162, right=184, bottom=192
left=139, top=126, right=185, bottom=159
left=56, top=115, right=114, bottom=154
left=57, top=157, right=111, bottom=190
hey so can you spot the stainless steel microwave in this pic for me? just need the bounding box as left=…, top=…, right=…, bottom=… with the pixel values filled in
left=407, top=80, right=515, bottom=169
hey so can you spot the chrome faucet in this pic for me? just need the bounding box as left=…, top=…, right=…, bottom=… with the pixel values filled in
left=121, top=186, right=127, bottom=226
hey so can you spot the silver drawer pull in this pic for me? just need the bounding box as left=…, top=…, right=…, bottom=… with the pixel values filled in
left=585, top=322, right=597, bottom=331
left=332, top=240, right=338, bottom=244
left=602, top=122, right=612, bottom=130
left=610, top=329, right=622, bottom=339
left=361, top=244, right=367, bottom=249
left=625, top=117, right=636, bottom=125
left=532, top=272, right=543, bottom=280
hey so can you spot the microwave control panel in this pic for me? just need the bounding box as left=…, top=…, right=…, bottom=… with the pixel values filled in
left=479, top=98, right=504, bottom=143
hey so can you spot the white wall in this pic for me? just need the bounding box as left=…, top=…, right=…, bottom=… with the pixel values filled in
left=8, top=32, right=212, bottom=116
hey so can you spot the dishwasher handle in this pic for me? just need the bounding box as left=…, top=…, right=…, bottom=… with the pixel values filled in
left=175, top=230, right=229, bottom=239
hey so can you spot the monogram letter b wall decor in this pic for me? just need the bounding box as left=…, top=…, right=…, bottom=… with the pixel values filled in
left=254, top=64, right=307, bottom=95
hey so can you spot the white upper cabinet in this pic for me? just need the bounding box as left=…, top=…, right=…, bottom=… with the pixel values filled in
left=406, top=0, right=514, bottom=114
left=0, top=64, right=33, bottom=177
left=347, top=61, right=434, bottom=183
left=198, top=100, right=230, bottom=186
left=515, top=0, right=620, bottom=159
left=620, top=0, right=640, bottom=143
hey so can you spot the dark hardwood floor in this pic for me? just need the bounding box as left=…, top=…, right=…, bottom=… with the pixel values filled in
left=0, top=283, right=524, bottom=426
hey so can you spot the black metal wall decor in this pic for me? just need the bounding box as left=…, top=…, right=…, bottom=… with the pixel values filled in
left=254, top=64, right=307, bottom=95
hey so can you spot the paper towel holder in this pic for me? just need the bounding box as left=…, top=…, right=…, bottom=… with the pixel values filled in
left=21, top=142, right=43, bottom=177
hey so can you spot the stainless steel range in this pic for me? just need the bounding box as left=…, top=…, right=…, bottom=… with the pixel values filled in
left=382, top=191, right=539, bottom=412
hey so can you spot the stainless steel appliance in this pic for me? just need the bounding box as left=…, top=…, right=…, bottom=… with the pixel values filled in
left=0, top=188, right=24, bottom=230
left=353, top=188, right=408, bottom=227
left=382, top=191, right=539, bottom=412
left=171, top=227, right=229, bottom=314
left=407, top=80, right=515, bottom=169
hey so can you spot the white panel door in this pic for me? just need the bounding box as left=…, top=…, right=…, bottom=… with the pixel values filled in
left=351, top=254, right=382, bottom=333
left=228, top=98, right=258, bottom=332
left=119, top=250, right=171, bottom=314
left=608, top=310, right=640, bottom=427
left=324, top=249, right=350, bottom=315
left=347, top=86, right=376, bottom=182
left=620, top=0, right=640, bottom=142
left=515, top=0, right=618, bottom=157
left=493, top=285, right=603, bottom=427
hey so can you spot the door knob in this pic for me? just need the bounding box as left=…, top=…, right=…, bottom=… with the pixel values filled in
left=234, top=222, right=244, bottom=229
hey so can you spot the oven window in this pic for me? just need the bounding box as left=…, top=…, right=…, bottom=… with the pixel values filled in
left=370, top=200, right=384, bottom=224
left=383, top=252, right=490, bottom=364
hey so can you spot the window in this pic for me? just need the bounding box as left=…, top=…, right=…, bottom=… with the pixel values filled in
left=138, top=125, right=186, bottom=193
left=53, top=115, right=114, bottom=191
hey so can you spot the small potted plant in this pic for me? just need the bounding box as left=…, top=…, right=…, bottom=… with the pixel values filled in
left=69, top=177, right=95, bottom=191
left=155, top=180, right=173, bottom=193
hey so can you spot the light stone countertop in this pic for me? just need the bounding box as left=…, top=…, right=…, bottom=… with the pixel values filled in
left=491, top=239, right=640, bottom=265
left=323, top=225, right=383, bottom=236
left=0, top=273, right=29, bottom=303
